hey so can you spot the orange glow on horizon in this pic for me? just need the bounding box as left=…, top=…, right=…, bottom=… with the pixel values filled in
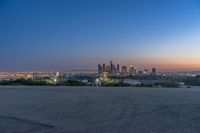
left=117, top=57, right=200, bottom=71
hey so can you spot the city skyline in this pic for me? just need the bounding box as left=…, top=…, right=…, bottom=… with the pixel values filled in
left=1, top=0, right=200, bottom=71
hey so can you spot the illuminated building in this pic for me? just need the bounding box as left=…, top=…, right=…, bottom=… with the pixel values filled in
left=56, top=72, right=60, bottom=77
left=117, top=64, right=120, bottom=73
left=152, top=68, right=156, bottom=74
left=105, top=65, right=110, bottom=72
left=98, top=64, right=103, bottom=75
left=144, top=69, right=148, bottom=74
left=138, top=70, right=144, bottom=75
left=129, top=65, right=137, bottom=76
left=102, top=64, right=106, bottom=72
left=110, top=61, right=113, bottom=73
left=122, top=66, right=127, bottom=73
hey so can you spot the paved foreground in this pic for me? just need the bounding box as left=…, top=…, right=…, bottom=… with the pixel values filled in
left=0, top=86, right=200, bottom=133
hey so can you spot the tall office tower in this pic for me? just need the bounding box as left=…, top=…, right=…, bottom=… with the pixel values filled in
left=133, top=66, right=137, bottom=75
left=117, top=64, right=120, bottom=72
left=111, top=65, right=117, bottom=76
left=152, top=68, right=156, bottom=74
left=129, top=65, right=137, bottom=75
left=129, top=65, right=134, bottom=76
left=102, top=64, right=106, bottom=72
left=105, top=65, right=110, bottom=73
left=122, top=66, right=128, bottom=73
left=144, top=69, right=148, bottom=74
left=98, top=64, right=103, bottom=75
left=113, top=65, right=117, bottom=73
left=110, top=61, right=113, bottom=73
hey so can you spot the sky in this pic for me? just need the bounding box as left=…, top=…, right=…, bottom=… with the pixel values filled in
left=0, top=0, right=200, bottom=71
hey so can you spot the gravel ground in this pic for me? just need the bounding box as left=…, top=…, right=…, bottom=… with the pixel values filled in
left=0, top=86, right=200, bottom=133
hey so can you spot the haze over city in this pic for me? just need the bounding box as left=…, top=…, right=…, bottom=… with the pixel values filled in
left=1, top=0, right=200, bottom=71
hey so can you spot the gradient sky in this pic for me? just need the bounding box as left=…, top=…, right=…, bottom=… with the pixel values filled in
left=1, top=0, right=200, bottom=71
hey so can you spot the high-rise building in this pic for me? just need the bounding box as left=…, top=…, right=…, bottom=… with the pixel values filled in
left=117, top=64, right=120, bottom=73
left=143, top=69, right=148, bottom=75
left=113, top=65, right=117, bottom=73
left=110, top=61, right=113, bottom=73
left=105, top=65, right=110, bottom=72
left=102, top=64, right=106, bottom=72
left=98, top=64, right=102, bottom=75
left=122, top=66, right=127, bottom=73
left=129, top=65, right=134, bottom=72
left=138, top=70, right=144, bottom=75
left=129, top=65, right=137, bottom=76
left=152, top=68, right=156, bottom=74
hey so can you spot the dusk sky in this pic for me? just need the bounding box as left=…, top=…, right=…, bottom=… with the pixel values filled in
left=1, top=0, right=200, bottom=71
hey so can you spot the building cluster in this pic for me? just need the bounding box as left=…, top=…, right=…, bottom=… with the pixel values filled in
left=0, top=72, right=58, bottom=81
left=98, top=61, right=120, bottom=76
left=0, top=72, right=33, bottom=81
left=0, top=71, right=97, bottom=84
left=98, top=61, right=157, bottom=77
